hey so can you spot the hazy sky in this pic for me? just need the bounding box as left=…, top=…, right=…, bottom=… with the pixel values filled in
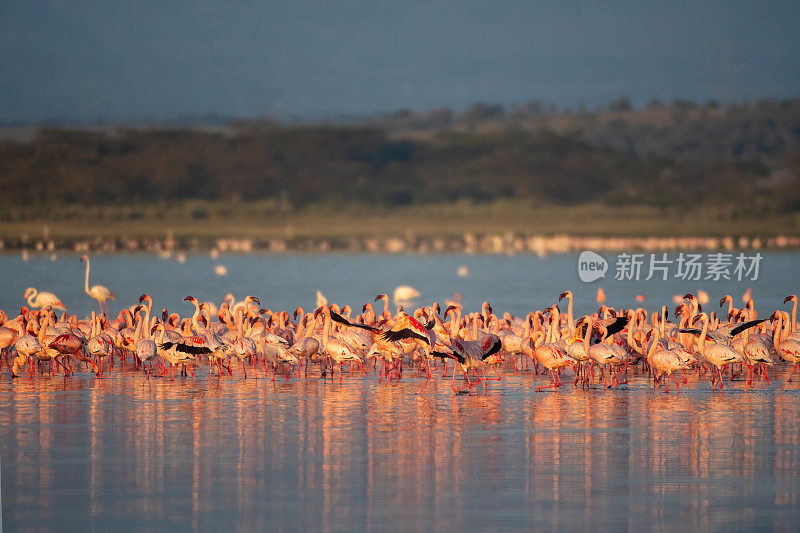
left=1, top=0, right=798, bottom=122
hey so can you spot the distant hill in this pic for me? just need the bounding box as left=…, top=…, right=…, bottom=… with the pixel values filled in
left=1, top=98, right=798, bottom=220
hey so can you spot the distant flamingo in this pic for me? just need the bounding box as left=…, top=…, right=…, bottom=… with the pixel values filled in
left=24, top=288, right=66, bottom=311
left=393, top=285, right=420, bottom=304
left=81, top=255, right=115, bottom=315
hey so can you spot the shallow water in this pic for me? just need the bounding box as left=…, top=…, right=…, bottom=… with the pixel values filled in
left=2, top=365, right=800, bottom=531
left=1, top=251, right=797, bottom=319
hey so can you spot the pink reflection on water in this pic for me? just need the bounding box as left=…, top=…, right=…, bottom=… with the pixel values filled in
left=1, top=367, right=799, bottom=529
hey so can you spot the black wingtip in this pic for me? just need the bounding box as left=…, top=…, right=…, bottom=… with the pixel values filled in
left=482, top=338, right=503, bottom=360
left=330, top=310, right=351, bottom=326
left=729, top=318, right=768, bottom=337
left=381, top=328, right=430, bottom=345
left=605, top=316, right=630, bottom=337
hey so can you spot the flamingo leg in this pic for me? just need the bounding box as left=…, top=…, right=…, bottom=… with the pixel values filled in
left=536, top=369, right=559, bottom=392
left=450, top=365, right=459, bottom=393
left=464, top=368, right=474, bottom=394
left=417, top=366, right=431, bottom=395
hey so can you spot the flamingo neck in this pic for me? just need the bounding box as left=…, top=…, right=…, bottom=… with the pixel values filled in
left=583, top=318, right=592, bottom=352
left=322, top=310, right=331, bottom=348
left=84, top=259, right=91, bottom=294
left=552, top=307, right=560, bottom=343
left=647, top=332, right=659, bottom=360
left=773, top=314, right=783, bottom=346
left=627, top=321, right=636, bottom=352
left=133, top=312, right=142, bottom=344
left=191, top=301, right=202, bottom=332
left=567, top=294, right=574, bottom=331
left=143, top=301, right=151, bottom=341
left=696, top=315, right=708, bottom=355
left=154, top=323, right=165, bottom=343
left=532, top=330, right=544, bottom=348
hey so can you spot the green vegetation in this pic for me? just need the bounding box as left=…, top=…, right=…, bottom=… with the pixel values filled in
left=0, top=98, right=798, bottom=237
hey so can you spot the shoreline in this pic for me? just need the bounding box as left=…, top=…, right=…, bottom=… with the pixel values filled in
left=5, top=232, right=800, bottom=255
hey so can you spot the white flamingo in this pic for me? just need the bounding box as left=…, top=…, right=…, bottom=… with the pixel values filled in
left=24, top=288, right=66, bottom=311
left=81, top=255, right=115, bottom=315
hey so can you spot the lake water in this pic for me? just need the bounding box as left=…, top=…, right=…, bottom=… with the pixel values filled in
left=0, top=250, right=796, bottom=318
left=2, top=251, right=800, bottom=530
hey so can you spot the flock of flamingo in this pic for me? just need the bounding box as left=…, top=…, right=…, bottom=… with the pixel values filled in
left=2, top=256, right=800, bottom=395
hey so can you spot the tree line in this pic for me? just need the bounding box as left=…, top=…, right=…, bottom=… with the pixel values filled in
left=0, top=98, right=798, bottom=218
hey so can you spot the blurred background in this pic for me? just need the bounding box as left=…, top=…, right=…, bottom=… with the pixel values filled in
left=0, top=0, right=799, bottom=250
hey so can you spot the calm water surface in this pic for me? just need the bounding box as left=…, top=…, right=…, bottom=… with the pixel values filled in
left=2, top=369, right=800, bottom=531
left=0, top=251, right=798, bottom=317
left=1, top=251, right=800, bottom=530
